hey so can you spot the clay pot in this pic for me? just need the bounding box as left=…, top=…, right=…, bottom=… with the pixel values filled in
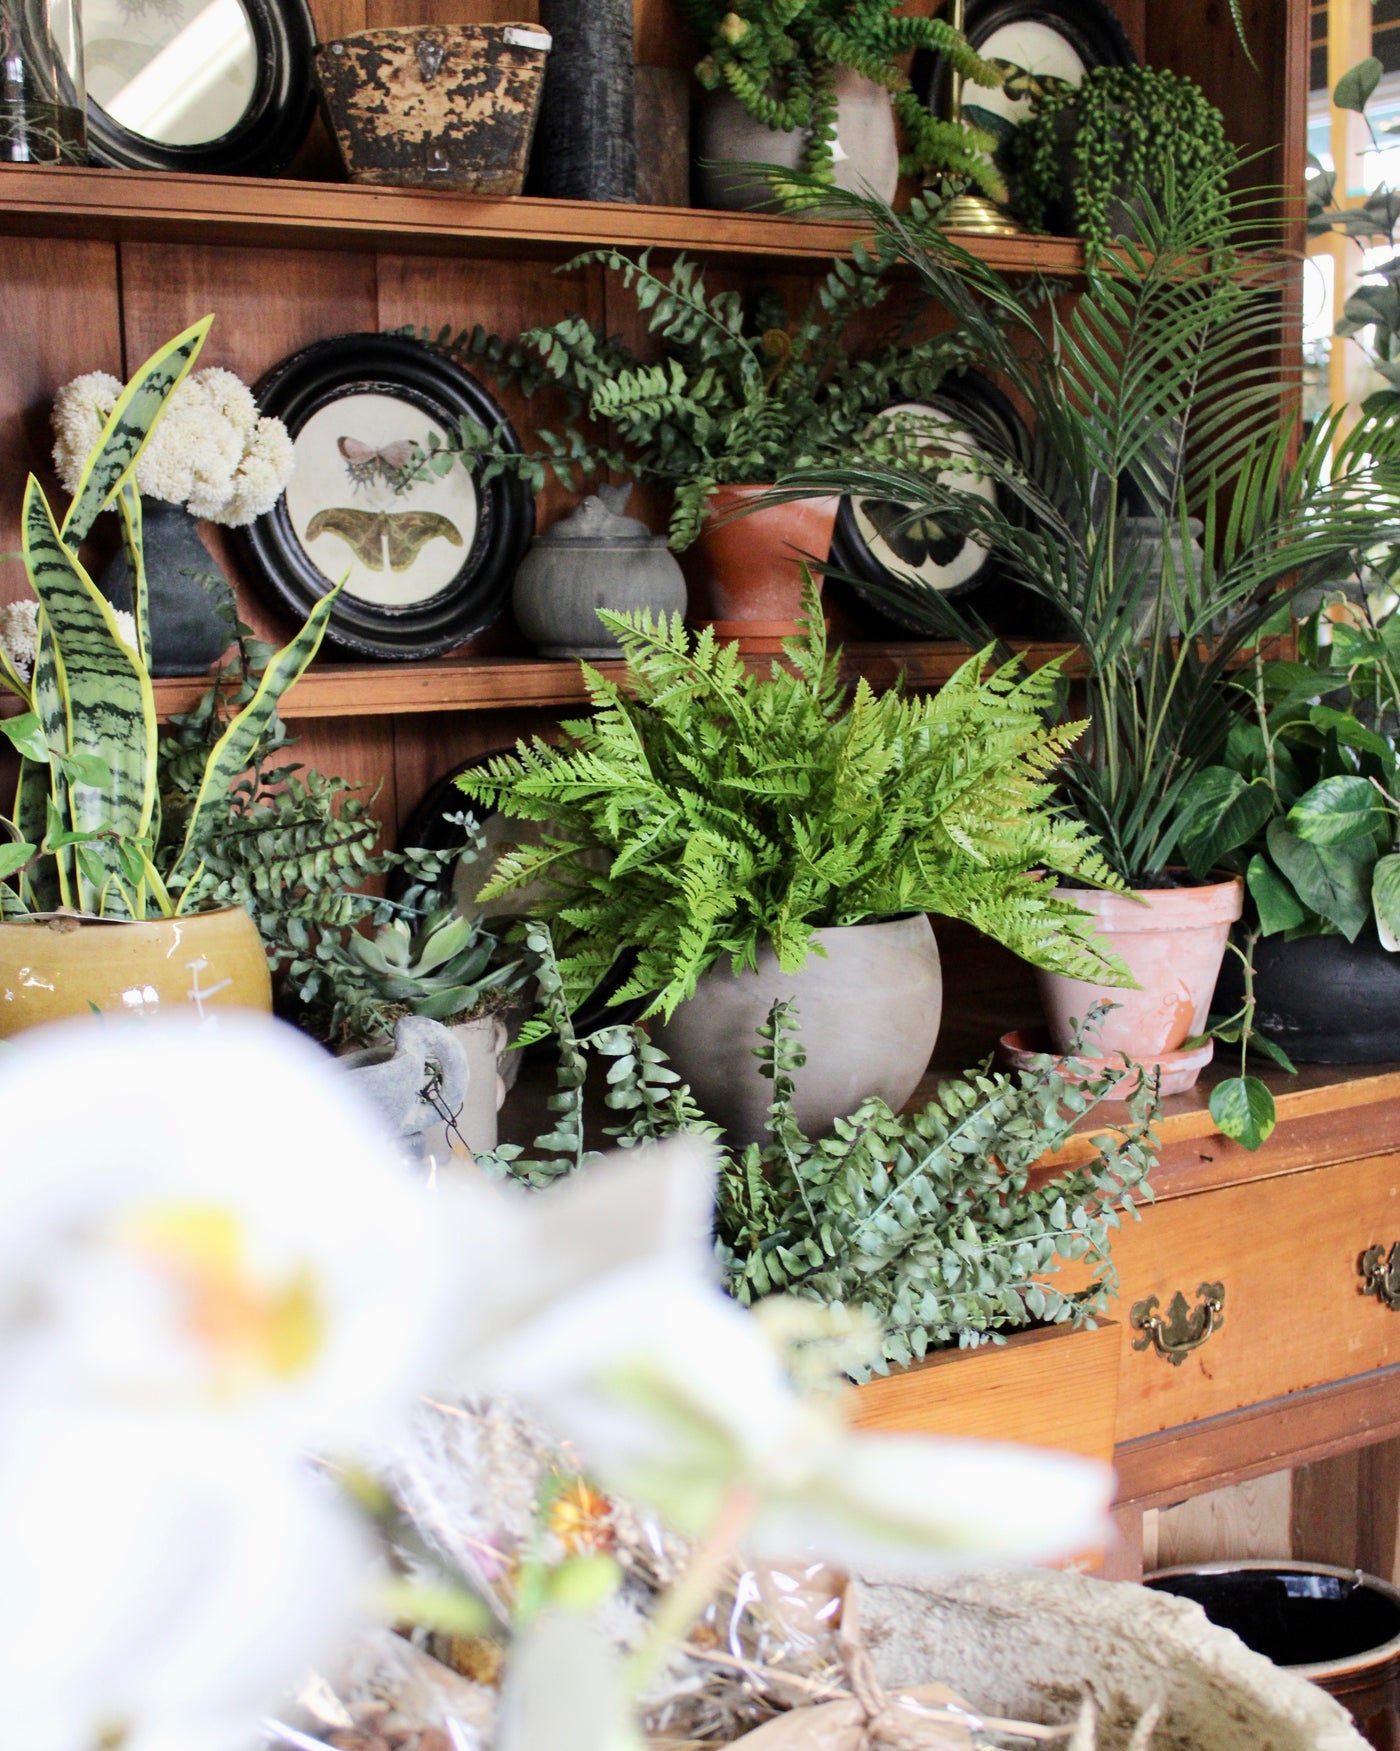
left=1035, top=878, right=1243, bottom=1087
left=1214, top=928, right=1400, bottom=1065
left=512, top=486, right=686, bottom=658
left=315, top=23, right=552, bottom=193
left=651, top=914, right=942, bottom=1147
left=693, top=69, right=899, bottom=213
left=684, top=486, right=839, bottom=653
left=98, top=499, right=234, bottom=677
left=0, top=905, right=271, bottom=1038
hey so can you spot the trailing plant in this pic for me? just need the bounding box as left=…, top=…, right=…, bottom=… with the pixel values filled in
left=761, top=168, right=1400, bottom=885
left=458, top=582, right=1129, bottom=1034
left=409, top=245, right=975, bottom=549
left=1008, top=65, right=1232, bottom=259
left=482, top=931, right=1157, bottom=1370
left=0, top=317, right=336, bottom=921
left=678, top=0, right=1006, bottom=201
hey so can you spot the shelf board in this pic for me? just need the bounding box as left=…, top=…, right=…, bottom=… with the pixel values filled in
left=0, top=163, right=1086, bottom=271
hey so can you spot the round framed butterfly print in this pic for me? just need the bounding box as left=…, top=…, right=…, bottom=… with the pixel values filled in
left=243, top=333, right=534, bottom=660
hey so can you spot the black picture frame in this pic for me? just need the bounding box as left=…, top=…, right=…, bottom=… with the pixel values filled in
left=85, top=0, right=318, bottom=177
left=241, top=333, right=535, bottom=662
left=913, top=0, right=1136, bottom=130
left=829, top=372, right=1026, bottom=632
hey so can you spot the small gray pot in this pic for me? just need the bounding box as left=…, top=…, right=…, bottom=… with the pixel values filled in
left=652, top=914, right=943, bottom=1146
left=98, top=499, right=234, bottom=677
left=512, top=484, right=686, bottom=658
left=340, top=1015, right=471, bottom=1164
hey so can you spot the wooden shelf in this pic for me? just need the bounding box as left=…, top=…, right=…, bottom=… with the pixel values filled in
left=0, top=163, right=1086, bottom=271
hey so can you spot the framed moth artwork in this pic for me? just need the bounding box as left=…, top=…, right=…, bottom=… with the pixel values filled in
left=243, top=333, right=534, bottom=660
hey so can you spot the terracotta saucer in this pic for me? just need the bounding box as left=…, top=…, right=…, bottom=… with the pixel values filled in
left=997, top=1027, right=1214, bottom=1098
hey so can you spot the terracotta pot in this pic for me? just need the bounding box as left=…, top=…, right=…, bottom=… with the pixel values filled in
left=1035, top=879, right=1243, bottom=1079
left=684, top=486, right=839, bottom=648
left=315, top=23, right=552, bottom=193
left=0, top=906, right=272, bottom=1038
left=651, top=914, right=941, bottom=1147
left=693, top=69, right=899, bottom=213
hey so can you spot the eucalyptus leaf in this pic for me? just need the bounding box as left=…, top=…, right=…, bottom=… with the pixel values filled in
left=0, top=712, right=49, bottom=763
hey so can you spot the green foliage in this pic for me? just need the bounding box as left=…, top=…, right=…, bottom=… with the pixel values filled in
left=755, top=170, right=1400, bottom=883
left=482, top=939, right=1158, bottom=1368
left=0, top=321, right=337, bottom=921
left=409, top=246, right=971, bottom=548
left=1009, top=66, right=1232, bottom=259
left=678, top=0, right=1006, bottom=199
left=458, top=581, right=1129, bottom=1033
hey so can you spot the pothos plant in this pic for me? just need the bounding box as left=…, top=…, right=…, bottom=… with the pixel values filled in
left=483, top=926, right=1158, bottom=1372
left=678, top=0, right=1007, bottom=201
left=409, top=244, right=975, bottom=549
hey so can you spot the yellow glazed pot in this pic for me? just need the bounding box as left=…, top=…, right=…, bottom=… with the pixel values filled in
left=0, top=907, right=272, bottom=1038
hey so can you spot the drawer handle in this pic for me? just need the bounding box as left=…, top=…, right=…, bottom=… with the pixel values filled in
left=1130, top=1282, right=1226, bottom=1365
left=1361, top=1245, right=1400, bottom=1309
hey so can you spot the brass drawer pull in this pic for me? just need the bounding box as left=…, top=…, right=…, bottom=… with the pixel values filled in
left=1361, top=1245, right=1400, bottom=1309
left=1130, top=1282, right=1226, bottom=1365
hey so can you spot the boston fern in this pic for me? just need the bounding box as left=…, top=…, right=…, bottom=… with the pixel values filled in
left=459, top=584, right=1128, bottom=1032
left=413, top=245, right=971, bottom=548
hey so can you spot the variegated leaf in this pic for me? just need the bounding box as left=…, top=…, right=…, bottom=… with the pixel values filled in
left=117, top=478, right=151, bottom=668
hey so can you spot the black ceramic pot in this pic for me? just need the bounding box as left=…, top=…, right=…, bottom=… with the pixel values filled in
left=98, top=499, right=234, bottom=678
left=1215, top=927, right=1400, bottom=1063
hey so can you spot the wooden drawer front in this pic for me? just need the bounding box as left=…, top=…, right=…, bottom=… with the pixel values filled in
left=1113, top=1153, right=1400, bottom=1442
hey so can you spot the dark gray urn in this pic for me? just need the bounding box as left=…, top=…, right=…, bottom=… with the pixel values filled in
left=512, top=485, right=686, bottom=659
left=530, top=0, right=636, bottom=202
left=98, top=498, right=235, bottom=677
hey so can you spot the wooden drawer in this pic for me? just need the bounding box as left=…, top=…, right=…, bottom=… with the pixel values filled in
left=1113, top=1152, right=1400, bottom=1442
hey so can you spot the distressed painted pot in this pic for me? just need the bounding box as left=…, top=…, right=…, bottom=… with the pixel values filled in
left=0, top=906, right=271, bottom=1037
left=512, top=486, right=686, bottom=658
left=1035, top=879, right=1244, bottom=1085
left=98, top=500, right=234, bottom=677
left=683, top=486, right=839, bottom=652
left=694, top=69, right=899, bottom=213
left=652, top=915, right=942, bottom=1147
left=315, top=23, right=552, bottom=193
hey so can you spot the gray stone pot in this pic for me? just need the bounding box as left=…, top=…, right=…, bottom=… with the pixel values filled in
left=693, top=68, right=899, bottom=213
left=512, top=485, right=686, bottom=658
left=340, top=1015, right=471, bottom=1165
left=652, top=914, right=942, bottom=1146
left=1115, top=514, right=1203, bottom=636
left=98, top=499, right=234, bottom=677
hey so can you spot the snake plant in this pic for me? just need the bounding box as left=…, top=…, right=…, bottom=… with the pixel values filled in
left=0, top=317, right=337, bottom=920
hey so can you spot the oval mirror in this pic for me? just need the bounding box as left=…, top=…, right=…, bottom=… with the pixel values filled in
left=83, top=0, right=316, bottom=176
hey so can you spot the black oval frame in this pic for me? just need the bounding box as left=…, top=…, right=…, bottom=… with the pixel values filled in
left=829, top=372, right=1026, bottom=631
left=913, top=0, right=1136, bottom=130
left=85, top=0, right=317, bottom=176
left=242, top=333, right=534, bottom=662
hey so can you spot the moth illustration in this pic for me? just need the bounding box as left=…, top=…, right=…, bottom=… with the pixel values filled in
left=305, top=507, right=464, bottom=571
left=861, top=500, right=963, bottom=571
left=338, top=435, right=420, bottom=492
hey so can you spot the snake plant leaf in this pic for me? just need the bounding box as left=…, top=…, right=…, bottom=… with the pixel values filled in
left=23, top=476, right=157, bottom=913
left=168, top=584, right=339, bottom=897
left=60, top=314, right=212, bottom=548
left=117, top=479, right=151, bottom=668
left=0, top=638, right=30, bottom=704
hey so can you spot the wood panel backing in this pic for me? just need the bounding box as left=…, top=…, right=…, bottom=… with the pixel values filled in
left=1148, top=1472, right=1294, bottom=1569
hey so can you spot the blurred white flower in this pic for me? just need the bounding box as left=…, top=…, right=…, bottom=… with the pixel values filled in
left=52, top=365, right=293, bottom=526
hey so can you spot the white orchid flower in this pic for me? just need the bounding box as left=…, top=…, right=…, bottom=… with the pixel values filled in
left=0, top=1017, right=463, bottom=1455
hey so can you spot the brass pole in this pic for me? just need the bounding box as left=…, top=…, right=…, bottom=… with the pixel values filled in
left=938, top=0, right=1020, bottom=236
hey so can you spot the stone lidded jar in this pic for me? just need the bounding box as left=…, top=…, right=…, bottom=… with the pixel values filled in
left=511, top=484, right=686, bottom=659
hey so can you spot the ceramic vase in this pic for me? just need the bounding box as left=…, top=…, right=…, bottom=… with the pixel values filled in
left=652, top=914, right=942, bottom=1146
left=0, top=905, right=272, bottom=1037
left=530, top=0, right=635, bottom=201
left=0, top=0, right=85, bottom=165
left=339, top=1014, right=471, bottom=1164
left=1214, top=928, right=1400, bottom=1064
left=693, top=68, right=899, bottom=213
left=683, top=486, right=839, bottom=654
left=98, top=499, right=235, bottom=677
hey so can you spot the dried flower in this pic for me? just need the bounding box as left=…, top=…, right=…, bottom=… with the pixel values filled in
left=0, top=599, right=39, bottom=681
left=52, top=365, right=294, bottom=526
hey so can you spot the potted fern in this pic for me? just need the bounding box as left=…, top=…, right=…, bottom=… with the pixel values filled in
left=680, top=0, right=1006, bottom=213
left=419, top=245, right=966, bottom=649
left=0, top=317, right=337, bottom=1034
left=459, top=587, right=1127, bottom=1144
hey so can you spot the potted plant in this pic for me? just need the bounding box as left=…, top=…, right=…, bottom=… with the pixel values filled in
left=418, top=246, right=970, bottom=647
left=1006, top=64, right=1233, bottom=258
left=51, top=359, right=293, bottom=677
left=678, top=0, right=1006, bottom=212
left=0, top=316, right=337, bottom=1034
left=762, top=166, right=1400, bottom=1119
left=457, top=589, right=1127, bottom=1144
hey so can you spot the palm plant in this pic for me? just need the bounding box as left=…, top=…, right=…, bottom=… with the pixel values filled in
left=763, top=167, right=1400, bottom=885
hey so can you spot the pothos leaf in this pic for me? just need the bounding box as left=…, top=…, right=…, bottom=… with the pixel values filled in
left=1209, top=1074, right=1276, bottom=1151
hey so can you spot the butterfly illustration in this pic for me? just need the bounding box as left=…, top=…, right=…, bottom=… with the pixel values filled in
left=338, top=435, right=420, bottom=493
left=306, top=507, right=464, bottom=571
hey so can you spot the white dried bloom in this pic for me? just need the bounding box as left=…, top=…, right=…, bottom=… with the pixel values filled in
left=0, top=600, right=40, bottom=682
left=51, top=367, right=294, bottom=528
left=110, top=609, right=138, bottom=657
